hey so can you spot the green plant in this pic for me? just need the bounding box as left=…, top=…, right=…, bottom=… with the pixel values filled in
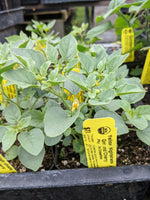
left=88, top=0, right=150, bottom=49
left=0, top=30, right=150, bottom=172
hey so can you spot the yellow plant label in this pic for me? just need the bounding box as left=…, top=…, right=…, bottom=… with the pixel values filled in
left=141, top=50, right=150, bottom=84
left=82, top=118, right=117, bottom=168
left=0, top=154, right=16, bottom=173
left=0, top=80, right=16, bottom=104
left=121, top=27, right=134, bottom=62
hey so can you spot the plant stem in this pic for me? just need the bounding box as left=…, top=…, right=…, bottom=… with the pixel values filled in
left=118, top=10, right=130, bottom=27
left=1, top=83, right=22, bottom=113
left=145, top=8, right=149, bottom=42
left=88, top=108, right=93, bottom=118
left=15, top=85, right=20, bottom=107
left=30, top=98, right=39, bottom=110
left=48, top=88, right=71, bottom=111
left=80, top=95, right=89, bottom=111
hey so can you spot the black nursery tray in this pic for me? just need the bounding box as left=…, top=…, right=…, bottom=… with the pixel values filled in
left=0, top=165, right=150, bottom=200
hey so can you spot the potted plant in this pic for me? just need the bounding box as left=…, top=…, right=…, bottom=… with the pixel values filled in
left=86, top=0, right=150, bottom=76
left=0, top=20, right=150, bottom=199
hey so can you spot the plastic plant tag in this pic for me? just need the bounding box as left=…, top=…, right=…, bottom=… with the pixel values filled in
left=0, top=80, right=16, bottom=104
left=0, top=154, right=16, bottom=173
left=82, top=118, right=117, bottom=168
left=141, top=50, right=150, bottom=84
left=121, top=27, right=134, bottom=62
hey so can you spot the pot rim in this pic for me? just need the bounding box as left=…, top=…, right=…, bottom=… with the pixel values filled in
left=0, top=164, right=150, bottom=191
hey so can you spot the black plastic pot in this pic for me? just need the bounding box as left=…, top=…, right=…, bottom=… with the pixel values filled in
left=0, top=165, right=150, bottom=200
left=0, top=7, right=24, bottom=43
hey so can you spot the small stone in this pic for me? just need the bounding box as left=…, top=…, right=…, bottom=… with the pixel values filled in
left=62, top=160, right=68, bottom=166
left=117, top=154, right=120, bottom=158
left=72, top=157, right=75, bottom=161
left=76, top=162, right=80, bottom=167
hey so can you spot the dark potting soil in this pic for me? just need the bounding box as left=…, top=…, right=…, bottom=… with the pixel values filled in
left=0, top=85, right=150, bottom=172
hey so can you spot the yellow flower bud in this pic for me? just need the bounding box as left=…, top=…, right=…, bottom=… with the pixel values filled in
left=95, top=80, right=100, bottom=86
left=72, top=99, right=79, bottom=111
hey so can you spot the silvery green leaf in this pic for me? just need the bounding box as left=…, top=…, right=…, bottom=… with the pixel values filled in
left=64, top=128, right=72, bottom=136
left=90, top=45, right=107, bottom=66
left=18, top=146, right=45, bottom=171
left=103, top=72, right=116, bottom=90
left=18, top=116, right=31, bottom=129
left=135, top=105, right=150, bottom=120
left=86, top=21, right=113, bottom=39
left=10, top=48, right=45, bottom=70
left=18, top=128, right=44, bottom=156
left=106, top=54, right=129, bottom=72
left=125, top=112, right=148, bottom=130
left=44, top=107, right=80, bottom=137
left=65, top=59, right=80, bottom=72
left=59, top=34, right=77, bottom=61
left=119, top=100, right=131, bottom=112
left=89, top=89, right=116, bottom=105
left=2, top=68, right=37, bottom=88
left=22, top=110, right=44, bottom=128
left=2, top=128, right=18, bottom=152
left=136, top=122, right=150, bottom=146
left=40, top=61, right=51, bottom=77
left=0, top=126, right=7, bottom=142
left=3, top=103, right=21, bottom=123
left=45, top=134, right=63, bottom=146
left=5, top=145, right=18, bottom=161
left=46, top=43, right=58, bottom=64
left=86, top=74, right=96, bottom=88
left=95, top=109, right=129, bottom=135
left=102, top=100, right=121, bottom=111
left=68, top=73, right=87, bottom=91
left=63, top=135, right=72, bottom=146
left=78, top=52, right=95, bottom=73
left=116, top=65, right=129, bottom=80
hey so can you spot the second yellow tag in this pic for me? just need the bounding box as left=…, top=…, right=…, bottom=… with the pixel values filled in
left=0, top=154, right=16, bottom=173
left=82, top=118, right=117, bottom=168
left=141, top=50, right=150, bottom=84
left=121, top=27, right=134, bottom=62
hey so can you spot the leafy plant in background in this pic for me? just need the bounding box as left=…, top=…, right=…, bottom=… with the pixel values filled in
left=0, top=28, right=150, bottom=171
left=88, top=0, right=150, bottom=49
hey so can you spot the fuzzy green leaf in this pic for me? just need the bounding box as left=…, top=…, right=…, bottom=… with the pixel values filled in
left=18, top=146, right=45, bottom=171
left=78, top=52, right=95, bottom=73
left=86, top=74, right=96, bottom=88
left=136, top=122, right=150, bottom=146
left=59, top=34, right=77, bottom=61
left=2, top=129, right=18, bottom=152
left=3, top=103, right=21, bottom=124
left=45, top=134, right=63, bottom=146
left=2, top=68, right=37, bottom=88
left=46, top=43, right=58, bottom=64
left=18, top=128, right=44, bottom=156
left=22, top=110, right=44, bottom=128
left=11, top=48, right=45, bottom=69
left=95, top=110, right=129, bottom=135
left=44, top=107, right=80, bottom=137
left=5, top=145, right=18, bottom=161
